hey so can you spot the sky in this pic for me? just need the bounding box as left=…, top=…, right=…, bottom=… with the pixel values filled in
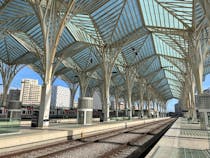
left=0, top=66, right=81, bottom=102
left=1, top=66, right=210, bottom=111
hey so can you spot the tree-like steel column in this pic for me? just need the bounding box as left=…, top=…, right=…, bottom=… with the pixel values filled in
left=100, top=46, right=121, bottom=121
left=0, top=61, right=24, bottom=107
left=78, top=72, right=89, bottom=98
left=160, top=101, right=165, bottom=117
left=31, top=0, right=75, bottom=127
left=138, top=78, right=146, bottom=118
left=114, top=87, right=121, bottom=118
left=125, top=66, right=136, bottom=120
left=199, top=0, right=210, bottom=26
left=146, top=87, right=152, bottom=118
left=188, top=70, right=197, bottom=121
left=189, top=26, right=209, bottom=95
left=156, top=100, right=160, bottom=118
left=99, top=84, right=105, bottom=115
left=123, top=96, right=128, bottom=117
left=68, top=83, right=79, bottom=109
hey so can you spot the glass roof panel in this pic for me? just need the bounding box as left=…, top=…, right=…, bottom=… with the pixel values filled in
left=137, top=55, right=157, bottom=75
left=122, top=34, right=152, bottom=64
left=72, top=47, right=99, bottom=70
left=0, top=0, right=34, bottom=20
left=150, top=70, right=165, bottom=84
left=66, top=21, right=99, bottom=45
left=69, top=14, right=102, bottom=42
left=165, top=70, right=184, bottom=82
left=0, top=0, right=209, bottom=101
left=153, top=33, right=187, bottom=57
left=111, top=0, right=143, bottom=42
left=139, top=0, right=187, bottom=29
left=143, top=57, right=161, bottom=78
left=160, top=56, right=181, bottom=73
left=56, top=27, right=75, bottom=52
left=0, top=0, right=37, bottom=32
left=194, top=2, right=205, bottom=27
left=26, top=24, right=44, bottom=50
left=154, top=0, right=193, bottom=27
left=91, top=0, right=125, bottom=43
left=0, top=35, right=29, bottom=63
left=153, top=34, right=183, bottom=58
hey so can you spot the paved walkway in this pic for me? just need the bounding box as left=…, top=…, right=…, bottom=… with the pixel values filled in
left=146, top=117, right=210, bottom=158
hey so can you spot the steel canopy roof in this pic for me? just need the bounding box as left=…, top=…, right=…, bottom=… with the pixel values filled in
left=0, top=0, right=210, bottom=101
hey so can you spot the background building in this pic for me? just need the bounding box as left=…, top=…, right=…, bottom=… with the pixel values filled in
left=175, top=103, right=182, bottom=115
left=51, top=86, right=70, bottom=109
left=19, top=79, right=41, bottom=106
left=8, top=89, right=20, bottom=101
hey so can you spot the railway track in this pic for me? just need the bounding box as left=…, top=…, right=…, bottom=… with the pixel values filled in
left=0, top=118, right=176, bottom=158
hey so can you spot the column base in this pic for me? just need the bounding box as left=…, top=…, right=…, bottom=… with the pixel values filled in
left=43, top=120, right=49, bottom=127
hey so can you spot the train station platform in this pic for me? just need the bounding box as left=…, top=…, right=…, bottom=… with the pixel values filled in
left=146, top=117, right=210, bottom=158
left=0, top=117, right=168, bottom=154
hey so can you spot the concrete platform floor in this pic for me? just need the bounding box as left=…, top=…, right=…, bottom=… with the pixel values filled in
left=146, top=117, right=210, bottom=158
left=0, top=117, right=168, bottom=153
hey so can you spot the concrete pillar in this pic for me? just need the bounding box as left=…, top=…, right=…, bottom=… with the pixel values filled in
left=77, top=97, right=93, bottom=125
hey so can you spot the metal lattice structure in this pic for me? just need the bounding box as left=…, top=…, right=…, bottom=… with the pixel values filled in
left=0, top=0, right=210, bottom=125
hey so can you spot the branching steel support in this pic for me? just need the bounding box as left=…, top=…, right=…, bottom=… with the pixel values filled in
left=0, top=62, right=23, bottom=107
left=68, top=83, right=79, bottom=109
left=100, top=46, right=121, bottom=121
left=114, top=87, right=121, bottom=117
left=146, top=87, right=152, bottom=118
left=125, top=67, right=136, bottom=120
left=123, top=96, right=128, bottom=117
left=138, top=78, right=146, bottom=118
left=31, top=0, right=75, bottom=127
left=78, top=72, right=89, bottom=98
